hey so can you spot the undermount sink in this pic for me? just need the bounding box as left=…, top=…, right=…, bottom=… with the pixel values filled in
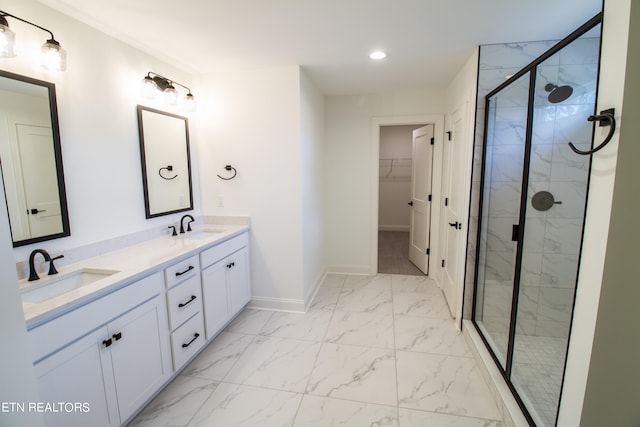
left=179, top=228, right=226, bottom=240
left=21, top=268, right=120, bottom=304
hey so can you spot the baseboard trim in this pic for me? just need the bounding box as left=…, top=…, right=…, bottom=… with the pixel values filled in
left=247, top=296, right=306, bottom=313
left=325, top=265, right=373, bottom=275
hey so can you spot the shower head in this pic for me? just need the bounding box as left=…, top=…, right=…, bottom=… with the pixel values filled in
left=545, top=83, right=573, bottom=103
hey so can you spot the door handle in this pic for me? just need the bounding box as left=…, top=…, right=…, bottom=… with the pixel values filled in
left=30, top=208, right=47, bottom=215
left=407, top=201, right=414, bottom=206
left=449, top=221, right=459, bottom=229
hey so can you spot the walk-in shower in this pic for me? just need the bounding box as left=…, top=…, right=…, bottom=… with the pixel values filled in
left=472, top=15, right=602, bottom=427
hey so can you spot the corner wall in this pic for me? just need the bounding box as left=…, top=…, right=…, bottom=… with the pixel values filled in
left=197, top=65, right=308, bottom=309
left=324, top=89, right=446, bottom=273
left=300, top=69, right=326, bottom=303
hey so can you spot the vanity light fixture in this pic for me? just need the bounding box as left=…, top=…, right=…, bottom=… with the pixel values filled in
left=141, top=72, right=197, bottom=112
left=0, top=10, right=67, bottom=71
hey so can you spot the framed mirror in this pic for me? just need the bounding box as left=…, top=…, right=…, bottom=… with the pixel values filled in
left=137, top=105, right=193, bottom=218
left=0, top=70, right=70, bottom=247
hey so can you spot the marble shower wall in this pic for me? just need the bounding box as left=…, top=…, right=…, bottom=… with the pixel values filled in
left=464, top=40, right=559, bottom=322
left=464, top=37, right=600, bottom=339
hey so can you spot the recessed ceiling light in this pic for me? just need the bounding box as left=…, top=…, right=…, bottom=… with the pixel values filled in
left=369, top=50, right=387, bottom=60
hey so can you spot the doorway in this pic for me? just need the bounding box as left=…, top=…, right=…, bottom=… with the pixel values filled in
left=370, top=115, right=445, bottom=277
left=377, top=124, right=425, bottom=276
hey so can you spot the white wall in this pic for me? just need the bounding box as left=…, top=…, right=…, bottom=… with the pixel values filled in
left=559, top=1, right=639, bottom=425
left=300, top=69, right=326, bottom=302
left=197, top=65, right=307, bottom=308
left=324, top=89, right=446, bottom=273
left=0, top=0, right=200, bottom=265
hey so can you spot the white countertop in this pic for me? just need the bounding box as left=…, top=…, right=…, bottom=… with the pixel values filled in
left=20, top=224, right=249, bottom=329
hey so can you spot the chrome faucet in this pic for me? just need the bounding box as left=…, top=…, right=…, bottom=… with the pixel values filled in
left=28, top=249, right=64, bottom=281
left=179, top=214, right=195, bottom=234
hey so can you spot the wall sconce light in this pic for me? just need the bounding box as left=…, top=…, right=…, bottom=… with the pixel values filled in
left=141, top=72, right=196, bottom=112
left=0, top=10, right=67, bottom=71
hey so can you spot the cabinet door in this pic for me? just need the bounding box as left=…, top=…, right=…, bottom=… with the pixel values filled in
left=228, top=247, right=251, bottom=315
left=108, top=296, right=171, bottom=422
left=201, top=259, right=230, bottom=340
left=34, top=327, right=119, bottom=427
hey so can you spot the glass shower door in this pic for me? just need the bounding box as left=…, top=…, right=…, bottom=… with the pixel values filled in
left=511, top=24, right=600, bottom=427
left=474, top=72, right=530, bottom=368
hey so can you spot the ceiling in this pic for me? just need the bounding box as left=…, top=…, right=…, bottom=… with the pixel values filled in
left=39, top=0, right=602, bottom=96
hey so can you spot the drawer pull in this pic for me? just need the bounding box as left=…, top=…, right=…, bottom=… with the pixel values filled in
left=178, top=295, right=197, bottom=308
left=112, top=332, right=123, bottom=341
left=226, top=262, right=235, bottom=269
left=182, top=333, right=200, bottom=348
left=102, top=338, right=112, bottom=348
left=176, top=265, right=195, bottom=276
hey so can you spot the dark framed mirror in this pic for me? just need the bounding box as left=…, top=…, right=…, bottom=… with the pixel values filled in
left=137, top=105, right=193, bottom=218
left=0, top=70, right=70, bottom=247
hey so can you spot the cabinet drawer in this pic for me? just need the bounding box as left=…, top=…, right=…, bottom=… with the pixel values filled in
left=200, top=233, right=249, bottom=269
left=166, top=275, right=202, bottom=331
left=170, top=312, right=205, bottom=371
left=165, top=255, right=200, bottom=289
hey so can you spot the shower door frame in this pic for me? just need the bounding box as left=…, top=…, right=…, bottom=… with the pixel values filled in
left=470, top=13, right=603, bottom=426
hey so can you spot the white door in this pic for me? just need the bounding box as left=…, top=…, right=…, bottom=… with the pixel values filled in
left=440, top=105, right=468, bottom=317
left=16, top=124, right=63, bottom=238
left=408, top=124, right=434, bottom=274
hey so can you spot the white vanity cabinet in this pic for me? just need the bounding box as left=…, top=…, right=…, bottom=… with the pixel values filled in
left=28, top=272, right=171, bottom=427
left=200, top=232, right=250, bottom=339
left=164, top=255, right=206, bottom=371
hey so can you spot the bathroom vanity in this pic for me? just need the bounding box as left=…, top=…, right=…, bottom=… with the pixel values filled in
left=20, top=224, right=250, bottom=427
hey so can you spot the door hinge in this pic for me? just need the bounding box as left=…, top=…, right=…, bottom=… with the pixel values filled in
left=426, top=248, right=430, bottom=255
left=445, top=197, right=449, bottom=206
left=430, top=137, right=435, bottom=145
left=428, top=194, right=432, bottom=202
left=441, top=259, right=446, bottom=268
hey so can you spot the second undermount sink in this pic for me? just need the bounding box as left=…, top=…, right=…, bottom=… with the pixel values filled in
left=179, top=227, right=227, bottom=240
left=21, top=268, right=120, bottom=304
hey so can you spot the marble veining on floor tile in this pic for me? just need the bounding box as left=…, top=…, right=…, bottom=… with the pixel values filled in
left=306, top=343, right=397, bottom=406
left=226, top=308, right=274, bottom=335
left=187, top=382, right=301, bottom=427
left=224, top=335, right=321, bottom=392
left=180, top=332, right=255, bottom=381
left=129, top=375, right=217, bottom=427
left=293, top=395, right=398, bottom=426
left=324, top=310, right=395, bottom=348
left=394, top=315, right=472, bottom=357
left=397, top=351, right=502, bottom=420
left=259, top=308, right=333, bottom=342
left=130, top=274, right=504, bottom=427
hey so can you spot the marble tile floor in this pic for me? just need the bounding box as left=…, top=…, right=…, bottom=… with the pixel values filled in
left=129, top=274, right=503, bottom=427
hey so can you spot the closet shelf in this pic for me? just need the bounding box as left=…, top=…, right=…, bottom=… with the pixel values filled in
left=379, top=157, right=411, bottom=181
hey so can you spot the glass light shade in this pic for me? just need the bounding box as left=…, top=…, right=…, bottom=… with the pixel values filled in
left=164, top=85, right=178, bottom=106
left=183, top=93, right=197, bottom=112
left=141, top=76, right=158, bottom=99
left=41, top=39, right=66, bottom=71
left=0, top=23, right=17, bottom=58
